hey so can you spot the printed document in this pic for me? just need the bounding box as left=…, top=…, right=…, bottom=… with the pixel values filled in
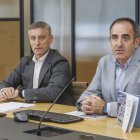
left=0, top=102, right=35, bottom=113
left=117, top=91, right=139, bottom=132
left=65, top=111, right=107, bottom=120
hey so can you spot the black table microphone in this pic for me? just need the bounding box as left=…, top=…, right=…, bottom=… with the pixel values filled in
left=37, top=78, right=74, bottom=136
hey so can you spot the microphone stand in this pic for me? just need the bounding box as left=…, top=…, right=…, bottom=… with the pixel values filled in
left=37, top=78, right=74, bottom=136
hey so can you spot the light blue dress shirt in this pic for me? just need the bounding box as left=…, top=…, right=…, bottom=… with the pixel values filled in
left=105, top=57, right=132, bottom=116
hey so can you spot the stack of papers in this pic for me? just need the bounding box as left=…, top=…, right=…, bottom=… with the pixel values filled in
left=0, top=102, right=35, bottom=113
left=65, top=111, right=107, bottom=120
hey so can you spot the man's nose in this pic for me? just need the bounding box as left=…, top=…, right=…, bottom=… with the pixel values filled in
left=35, top=38, right=40, bottom=44
left=116, top=37, right=123, bottom=46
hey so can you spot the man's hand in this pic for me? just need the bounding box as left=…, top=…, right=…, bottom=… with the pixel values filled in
left=0, top=87, right=19, bottom=101
left=81, top=95, right=105, bottom=114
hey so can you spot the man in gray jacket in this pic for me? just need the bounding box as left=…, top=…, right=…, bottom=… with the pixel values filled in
left=0, top=21, right=74, bottom=105
left=77, top=17, right=140, bottom=116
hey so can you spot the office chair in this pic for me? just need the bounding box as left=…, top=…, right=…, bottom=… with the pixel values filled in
left=72, top=81, right=88, bottom=102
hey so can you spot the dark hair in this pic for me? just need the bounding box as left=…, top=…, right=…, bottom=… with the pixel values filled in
left=110, top=17, right=139, bottom=38
left=28, top=21, right=52, bottom=35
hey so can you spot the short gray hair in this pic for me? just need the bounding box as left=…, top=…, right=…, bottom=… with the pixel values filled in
left=28, top=21, right=52, bottom=35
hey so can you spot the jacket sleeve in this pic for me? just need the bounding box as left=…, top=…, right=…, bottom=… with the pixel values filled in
left=76, top=58, right=103, bottom=110
left=0, top=57, right=26, bottom=90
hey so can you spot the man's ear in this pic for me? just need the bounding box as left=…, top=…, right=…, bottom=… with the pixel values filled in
left=50, top=35, right=53, bottom=44
left=135, top=37, right=140, bottom=44
left=134, top=37, right=140, bottom=48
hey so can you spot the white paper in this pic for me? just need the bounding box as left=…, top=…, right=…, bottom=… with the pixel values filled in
left=65, top=111, right=107, bottom=120
left=122, top=95, right=134, bottom=132
left=127, top=95, right=139, bottom=132
left=0, top=102, right=35, bottom=113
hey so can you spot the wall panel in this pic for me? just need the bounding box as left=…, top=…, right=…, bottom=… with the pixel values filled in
left=0, top=21, right=20, bottom=80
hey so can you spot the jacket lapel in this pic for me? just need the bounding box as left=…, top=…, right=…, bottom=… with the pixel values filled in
left=109, top=60, right=117, bottom=101
left=38, top=49, right=54, bottom=86
left=121, top=47, right=140, bottom=91
left=25, top=59, right=34, bottom=88
left=121, top=61, right=139, bottom=91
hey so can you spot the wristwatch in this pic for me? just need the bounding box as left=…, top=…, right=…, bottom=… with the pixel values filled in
left=17, top=87, right=24, bottom=98
left=103, top=105, right=108, bottom=115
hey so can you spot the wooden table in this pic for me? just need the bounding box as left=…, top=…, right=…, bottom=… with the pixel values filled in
left=6, top=102, right=140, bottom=140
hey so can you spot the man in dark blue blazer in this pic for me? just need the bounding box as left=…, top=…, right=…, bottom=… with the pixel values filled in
left=0, top=21, right=74, bottom=105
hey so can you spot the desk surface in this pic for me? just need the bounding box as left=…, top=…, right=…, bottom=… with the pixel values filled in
left=5, top=102, right=140, bottom=140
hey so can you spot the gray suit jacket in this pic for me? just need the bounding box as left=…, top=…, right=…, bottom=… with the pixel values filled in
left=77, top=47, right=140, bottom=109
left=0, top=49, right=75, bottom=105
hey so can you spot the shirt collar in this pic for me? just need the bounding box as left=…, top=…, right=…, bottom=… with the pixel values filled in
left=32, top=49, right=50, bottom=63
left=112, top=55, right=132, bottom=70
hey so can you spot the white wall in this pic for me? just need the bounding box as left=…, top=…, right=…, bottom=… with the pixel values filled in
left=0, top=0, right=19, bottom=18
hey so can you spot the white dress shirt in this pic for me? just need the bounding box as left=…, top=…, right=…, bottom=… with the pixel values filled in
left=32, top=51, right=49, bottom=88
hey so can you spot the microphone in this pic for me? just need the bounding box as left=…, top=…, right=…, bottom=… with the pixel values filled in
left=37, top=78, right=74, bottom=136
